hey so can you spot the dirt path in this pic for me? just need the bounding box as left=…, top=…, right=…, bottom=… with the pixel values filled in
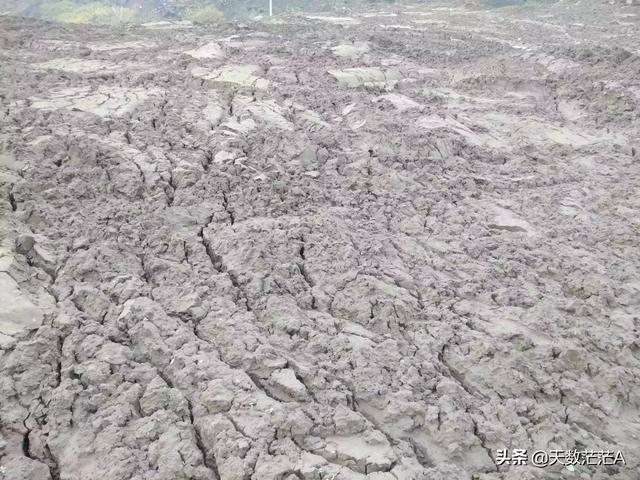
left=1, top=2, right=639, bottom=479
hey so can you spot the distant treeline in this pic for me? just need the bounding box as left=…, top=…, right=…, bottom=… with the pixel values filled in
left=3, top=0, right=399, bottom=24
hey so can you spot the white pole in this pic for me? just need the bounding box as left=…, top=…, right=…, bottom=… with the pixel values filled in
left=269, top=0, right=272, bottom=16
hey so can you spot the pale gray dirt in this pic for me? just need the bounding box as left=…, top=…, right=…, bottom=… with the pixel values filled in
left=1, top=2, right=639, bottom=479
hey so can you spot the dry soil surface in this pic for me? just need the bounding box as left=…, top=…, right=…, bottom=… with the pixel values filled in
left=1, top=2, right=639, bottom=479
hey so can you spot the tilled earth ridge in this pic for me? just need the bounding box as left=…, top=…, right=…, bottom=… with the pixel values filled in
left=1, top=2, right=639, bottom=479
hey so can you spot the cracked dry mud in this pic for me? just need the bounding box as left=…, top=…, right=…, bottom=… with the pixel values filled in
left=1, top=1, right=639, bottom=479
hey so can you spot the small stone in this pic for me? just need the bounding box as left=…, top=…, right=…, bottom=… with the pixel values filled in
left=15, top=234, right=35, bottom=255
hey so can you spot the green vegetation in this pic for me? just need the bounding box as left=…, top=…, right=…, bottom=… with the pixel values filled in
left=34, top=0, right=228, bottom=25
left=184, top=4, right=225, bottom=23
left=28, top=0, right=409, bottom=25
left=38, top=1, right=137, bottom=24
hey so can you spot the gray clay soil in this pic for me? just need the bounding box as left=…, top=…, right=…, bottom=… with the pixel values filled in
left=0, top=2, right=639, bottom=479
